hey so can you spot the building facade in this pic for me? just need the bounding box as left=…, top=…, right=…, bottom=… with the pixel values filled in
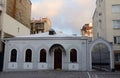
left=0, top=0, right=31, bottom=53
left=0, top=0, right=31, bottom=52
left=93, top=0, right=120, bottom=69
left=6, top=0, right=32, bottom=28
left=31, top=18, right=51, bottom=34
left=81, top=23, right=93, bottom=38
left=0, top=0, right=31, bottom=71
left=3, top=30, right=114, bottom=72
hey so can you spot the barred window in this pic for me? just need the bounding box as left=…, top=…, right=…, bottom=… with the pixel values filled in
left=25, top=49, right=32, bottom=62
left=70, top=49, right=77, bottom=63
left=10, top=49, right=17, bottom=62
left=40, top=49, right=46, bottom=62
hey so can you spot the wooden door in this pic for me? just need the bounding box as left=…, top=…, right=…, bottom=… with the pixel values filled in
left=54, top=48, right=62, bottom=70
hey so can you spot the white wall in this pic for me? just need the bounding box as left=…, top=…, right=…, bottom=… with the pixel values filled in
left=2, top=13, right=30, bottom=36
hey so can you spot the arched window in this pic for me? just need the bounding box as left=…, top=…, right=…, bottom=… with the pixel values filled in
left=10, top=49, right=17, bottom=62
left=70, top=49, right=77, bottom=63
left=40, top=49, right=46, bottom=62
left=25, top=49, right=32, bottom=62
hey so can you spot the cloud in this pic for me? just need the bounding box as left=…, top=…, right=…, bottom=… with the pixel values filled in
left=31, top=0, right=96, bottom=34
left=32, top=0, right=63, bottom=18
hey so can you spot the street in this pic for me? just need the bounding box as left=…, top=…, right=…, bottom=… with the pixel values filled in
left=0, top=71, right=120, bottom=78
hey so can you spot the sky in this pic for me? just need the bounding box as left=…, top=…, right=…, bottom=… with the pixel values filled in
left=31, top=0, right=96, bottom=35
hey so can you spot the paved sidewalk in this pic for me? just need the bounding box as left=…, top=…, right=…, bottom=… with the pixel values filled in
left=89, top=71, right=120, bottom=78
left=0, top=71, right=88, bottom=78
left=0, top=71, right=120, bottom=78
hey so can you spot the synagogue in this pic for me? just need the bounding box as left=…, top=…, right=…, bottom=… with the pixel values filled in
left=3, top=29, right=114, bottom=71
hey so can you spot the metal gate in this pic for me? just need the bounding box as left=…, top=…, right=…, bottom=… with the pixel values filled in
left=92, top=43, right=110, bottom=71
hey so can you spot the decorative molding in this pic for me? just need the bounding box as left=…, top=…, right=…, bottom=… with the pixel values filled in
left=4, top=37, right=89, bottom=41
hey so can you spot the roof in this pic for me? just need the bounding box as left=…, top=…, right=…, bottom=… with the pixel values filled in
left=17, top=31, right=81, bottom=38
left=4, top=31, right=91, bottom=41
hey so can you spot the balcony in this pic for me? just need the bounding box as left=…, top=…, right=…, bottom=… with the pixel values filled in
left=0, top=0, right=5, bottom=5
left=0, top=0, right=5, bottom=11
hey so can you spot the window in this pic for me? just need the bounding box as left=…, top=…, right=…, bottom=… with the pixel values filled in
left=113, top=20, right=120, bottom=28
left=19, top=0, right=22, bottom=3
left=97, top=32, right=99, bottom=38
left=115, top=53, right=120, bottom=62
left=114, top=36, right=120, bottom=44
left=10, top=49, right=17, bottom=62
left=112, top=5, right=120, bottom=13
left=70, top=49, right=77, bottom=63
left=25, top=49, right=32, bottom=62
left=39, top=23, right=44, bottom=29
left=40, top=49, right=46, bottom=62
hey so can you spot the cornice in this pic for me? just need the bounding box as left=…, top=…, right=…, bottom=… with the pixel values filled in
left=4, top=37, right=88, bottom=41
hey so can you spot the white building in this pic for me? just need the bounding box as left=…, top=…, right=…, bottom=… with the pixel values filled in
left=0, top=0, right=30, bottom=52
left=0, top=0, right=30, bottom=71
left=3, top=30, right=114, bottom=71
left=93, top=0, right=120, bottom=69
left=0, top=0, right=30, bottom=39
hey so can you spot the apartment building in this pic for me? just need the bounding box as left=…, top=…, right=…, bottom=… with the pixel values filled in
left=0, top=0, right=31, bottom=71
left=81, top=23, right=93, bottom=38
left=93, top=0, right=120, bottom=69
left=0, top=0, right=31, bottom=52
left=31, top=18, right=51, bottom=34
left=6, top=0, right=31, bottom=28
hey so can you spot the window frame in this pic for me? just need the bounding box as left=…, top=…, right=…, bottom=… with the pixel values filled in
left=70, top=49, right=77, bottom=63
left=25, top=49, right=32, bottom=62
left=112, top=5, right=120, bottom=13
left=115, top=53, right=120, bottom=62
left=40, top=49, right=46, bottom=62
left=114, top=36, right=120, bottom=44
left=113, top=20, right=120, bottom=29
left=10, top=49, right=17, bottom=62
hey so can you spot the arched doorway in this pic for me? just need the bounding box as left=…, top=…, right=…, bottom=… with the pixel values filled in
left=90, top=38, right=114, bottom=71
left=92, top=43, right=110, bottom=70
left=49, top=44, right=66, bottom=70
left=54, top=48, right=62, bottom=69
